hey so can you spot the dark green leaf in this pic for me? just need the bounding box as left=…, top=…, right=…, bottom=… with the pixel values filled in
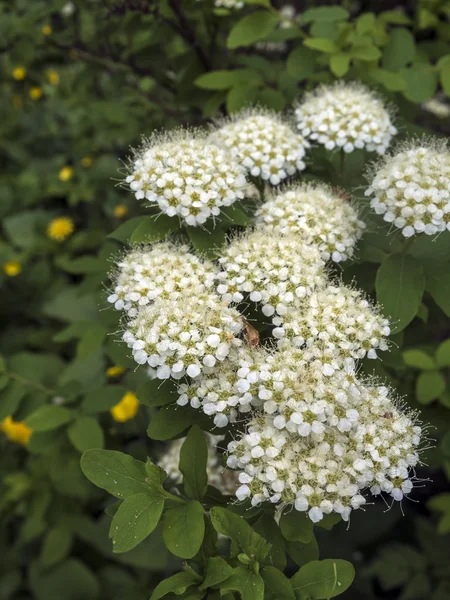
left=130, top=215, right=180, bottom=244
left=68, top=416, right=104, bottom=452
left=150, top=572, right=198, bottom=600
left=416, top=371, right=446, bottom=404
left=40, top=527, right=72, bottom=569
left=147, top=404, right=191, bottom=440
left=26, top=405, right=74, bottom=431
left=221, top=567, right=264, bottom=600
left=286, top=47, right=317, bottom=81
left=382, top=28, right=416, bottom=71
left=110, top=492, right=164, bottom=553
left=280, top=510, right=314, bottom=543
left=261, top=566, right=295, bottom=600
left=291, top=559, right=355, bottom=599
left=227, top=11, right=279, bottom=49
left=136, top=378, right=177, bottom=407
left=163, top=501, right=205, bottom=559
left=199, top=557, right=233, bottom=591
left=180, top=425, right=208, bottom=501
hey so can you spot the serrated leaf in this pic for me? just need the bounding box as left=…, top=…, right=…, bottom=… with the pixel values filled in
left=163, top=501, right=205, bottom=559
left=80, top=449, right=150, bottom=499
left=110, top=492, right=164, bottom=553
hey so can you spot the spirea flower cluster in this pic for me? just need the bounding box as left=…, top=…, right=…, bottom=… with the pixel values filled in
left=216, top=231, right=327, bottom=318
left=125, top=132, right=247, bottom=226
left=107, top=242, right=216, bottom=316
left=158, top=434, right=238, bottom=495
left=210, top=111, right=309, bottom=185
left=255, top=183, right=365, bottom=263
left=295, top=82, right=397, bottom=154
left=365, top=140, right=450, bottom=237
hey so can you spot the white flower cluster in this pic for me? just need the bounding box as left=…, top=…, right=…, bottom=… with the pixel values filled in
left=125, top=132, right=247, bottom=226
left=228, top=373, right=422, bottom=523
left=273, top=284, right=391, bottom=363
left=210, top=111, right=309, bottom=185
left=365, top=141, right=450, bottom=237
left=123, top=292, right=243, bottom=379
left=107, top=242, right=216, bottom=317
left=158, top=433, right=238, bottom=495
left=255, top=183, right=365, bottom=263
left=214, top=0, right=244, bottom=8
left=295, top=82, right=397, bottom=154
left=217, top=231, right=327, bottom=318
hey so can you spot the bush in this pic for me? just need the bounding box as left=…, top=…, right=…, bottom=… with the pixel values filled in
left=1, top=1, right=450, bottom=599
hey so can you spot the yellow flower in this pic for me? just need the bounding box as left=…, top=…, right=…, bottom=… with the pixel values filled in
left=81, top=156, right=93, bottom=168
left=0, top=416, right=32, bottom=446
left=47, top=70, right=60, bottom=85
left=29, top=87, right=43, bottom=100
left=3, top=261, right=22, bottom=277
left=13, top=67, right=26, bottom=81
left=42, top=25, right=52, bottom=36
left=59, top=166, right=73, bottom=182
left=114, top=204, right=128, bottom=218
left=106, top=366, right=126, bottom=378
left=47, top=217, right=75, bottom=242
left=111, top=392, right=139, bottom=423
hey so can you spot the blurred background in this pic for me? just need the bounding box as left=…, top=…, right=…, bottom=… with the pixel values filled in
left=1, top=1, right=450, bottom=598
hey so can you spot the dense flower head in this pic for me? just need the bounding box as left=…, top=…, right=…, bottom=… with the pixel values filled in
left=47, top=216, right=74, bottom=242
left=255, top=183, right=365, bottom=263
left=273, top=284, right=390, bottom=363
left=209, top=110, right=309, bottom=185
left=295, top=82, right=397, bottom=154
left=176, top=346, right=270, bottom=427
left=158, top=433, right=238, bottom=495
left=365, top=139, right=450, bottom=237
left=228, top=380, right=422, bottom=522
left=107, top=242, right=216, bottom=317
left=217, top=231, right=327, bottom=318
left=125, top=130, right=247, bottom=226
left=123, top=291, right=243, bottom=379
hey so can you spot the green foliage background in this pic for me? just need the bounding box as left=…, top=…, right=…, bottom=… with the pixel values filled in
left=1, top=0, right=450, bottom=598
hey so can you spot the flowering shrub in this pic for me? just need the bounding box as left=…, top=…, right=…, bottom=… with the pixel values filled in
left=2, top=1, right=450, bottom=600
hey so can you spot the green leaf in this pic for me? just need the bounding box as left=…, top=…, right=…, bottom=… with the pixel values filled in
left=403, top=349, right=436, bottom=370
left=303, top=38, right=338, bottom=53
left=440, top=65, right=450, bottom=96
left=261, top=566, right=295, bottom=600
left=382, top=28, right=415, bottom=71
left=210, top=507, right=271, bottom=562
left=402, top=65, right=438, bottom=103
left=329, top=53, right=350, bottom=76
left=376, top=254, right=424, bottom=333
left=199, top=557, right=233, bottom=590
left=286, top=47, right=317, bottom=81
left=220, top=205, right=253, bottom=227
left=436, top=339, right=450, bottom=368
left=253, top=514, right=287, bottom=570
left=426, top=263, right=450, bottom=317
left=226, top=84, right=259, bottom=114
left=110, top=492, right=164, bottom=553
left=380, top=10, right=412, bottom=24
left=370, top=68, right=406, bottom=91
left=195, top=69, right=261, bottom=90
left=82, top=385, right=128, bottom=413
left=163, top=501, right=205, bottom=559
left=187, top=225, right=227, bottom=259
left=68, top=416, right=104, bottom=452
left=257, top=88, right=286, bottom=111
left=136, top=378, right=177, bottom=407
left=147, top=404, right=191, bottom=440
left=302, top=6, right=349, bottom=23
left=221, top=567, right=264, bottom=600
left=280, top=511, right=314, bottom=543
left=286, top=537, right=320, bottom=567
left=416, top=371, right=446, bottom=404
left=80, top=449, right=150, bottom=499
left=356, top=12, right=376, bottom=34
left=130, top=215, right=180, bottom=244
left=30, top=558, right=99, bottom=600
left=291, top=559, right=355, bottom=599
left=180, top=425, right=208, bottom=501
left=0, top=380, right=27, bottom=420
left=108, top=217, right=148, bottom=243
left=150, top=572, right=198, bottom=600
left=40, top=527, right=72, bottom=569
left=227, top=11, right=279, bottom=49
left=350, top=43, right=381, bottom=61
left=26, top=405, right=74, bottom=431
left=76, top=325, right=107, bottom=360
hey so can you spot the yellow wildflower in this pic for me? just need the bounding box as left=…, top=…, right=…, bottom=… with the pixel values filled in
left=81, top=156, right=93, bottom=168
left=47, top=217, right=75, bottom=242
left=106, top=366, right=126, bottom=378
left=113, top=204, right=128, bottom=218
left=59, top=166, right=73, bottom=182
left=47, top=70, right=60, bottom=85
left=3, top=261, right=22, bottom=277
left=0, top=416, right=32, bottom=446
left=29, top=87, right=43, bottom=100
left=13, top=67, right=26, bottom=81
left=111, top=392, right=139, bottom=423
left=42, top=25, right=52, bottom=36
